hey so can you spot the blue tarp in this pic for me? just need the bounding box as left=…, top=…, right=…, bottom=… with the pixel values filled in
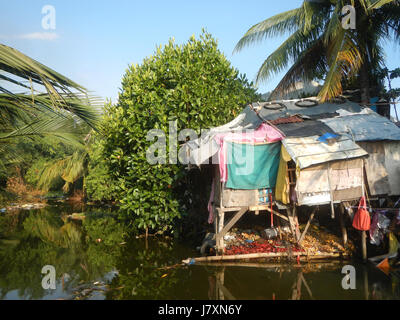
left=226, top=142, right=281, bottom=190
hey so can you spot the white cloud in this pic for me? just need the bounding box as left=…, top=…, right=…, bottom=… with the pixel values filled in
left=18, top=32, right=59, bottom=41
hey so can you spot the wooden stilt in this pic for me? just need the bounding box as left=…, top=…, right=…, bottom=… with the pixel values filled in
left=216, top=207, right=247, bottom=253
left=276, top=214, right=282, bottom=240
left=286, top=207, right=298, bottom=241
left=339, top=203, right=348, bottom=247
left=299, top=207, right=317, bottom=243
left=293, top=206, right=301, bottom=241
left=215, top=268, right=236, bottom=300
left=327, top=162, right=335, bottom=219
left=216, top=268, right=225, bottom=300
left=291, top=271, right=302, bottom=300
left=361, top=231, right=367, bottom=263
left=216, top=210, right=225, bottom=254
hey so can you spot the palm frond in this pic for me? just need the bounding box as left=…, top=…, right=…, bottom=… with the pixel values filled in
left=0, top=43, right=102, bottom=130
left=318, top=30, right=363, bottom=101
left=368, top=0, right=396, bottom=10
left=269, top=38, right=327, bottom=99
left=255, top=25, right=321, bottom=84
left=234, top=8, right=302, bottom=53
left=37, top=150, right=87, bottom=192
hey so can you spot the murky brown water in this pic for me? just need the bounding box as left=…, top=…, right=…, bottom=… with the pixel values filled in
left=0, top=202, right=399, bottom=300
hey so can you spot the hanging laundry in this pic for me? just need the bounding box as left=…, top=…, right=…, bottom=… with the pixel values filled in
left=369, top=212, right=390, bottom=246
left=214, top=123, right=284, bottom=183
left=225, top=141, right=281, bottom=190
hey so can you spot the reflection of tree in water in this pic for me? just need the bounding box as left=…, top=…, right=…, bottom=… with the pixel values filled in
left=0, top=207, right=126, bottom=299
left=105, top=238, right=191, bottom=300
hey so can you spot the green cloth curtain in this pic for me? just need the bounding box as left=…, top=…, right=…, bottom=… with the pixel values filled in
left=226, top=142, right=281, bottom=190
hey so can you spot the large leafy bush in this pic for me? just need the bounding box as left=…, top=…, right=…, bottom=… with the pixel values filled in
left=101, top=31, right=259, bottom=233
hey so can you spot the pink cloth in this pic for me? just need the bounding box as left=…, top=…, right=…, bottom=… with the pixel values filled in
left=214, top=123, right=285, bottom=182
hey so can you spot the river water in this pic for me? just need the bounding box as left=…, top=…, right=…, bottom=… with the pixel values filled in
left=0, top=202, right=399, bottom=300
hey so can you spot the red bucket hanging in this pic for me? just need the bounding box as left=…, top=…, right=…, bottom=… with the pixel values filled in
left=352, top=196, right=371, bottom=231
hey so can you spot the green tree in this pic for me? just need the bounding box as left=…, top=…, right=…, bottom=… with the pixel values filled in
left=100, top=31, right=258, bottom=233
left=235, top=0, right=400, bottom=103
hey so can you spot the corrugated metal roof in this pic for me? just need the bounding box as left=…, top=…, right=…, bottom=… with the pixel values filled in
left=282, top=136, right=368, bottom=169
left=252, top=99, right=363, bottom=121
left=183, top=100, right=400, bottom=166
left=270, top=115, right=303, bottom=125
left=320, top=111, right=400, bottom=141
left=276, top=120, right=335, bottom=138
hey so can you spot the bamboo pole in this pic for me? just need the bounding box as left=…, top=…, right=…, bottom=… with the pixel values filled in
left=182, top=251, right=347, bottom=264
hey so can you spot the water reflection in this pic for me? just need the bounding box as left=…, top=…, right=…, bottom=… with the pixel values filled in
left=0, top=204, right=399, bottom=300
left=0, top=204, right=125, bottom=299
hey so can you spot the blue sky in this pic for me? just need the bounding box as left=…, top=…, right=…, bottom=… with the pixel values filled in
left=1, top=0, right=400, bottom=106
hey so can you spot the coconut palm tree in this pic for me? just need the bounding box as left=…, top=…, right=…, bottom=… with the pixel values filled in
left=234, top=0, right=400, bottom=103
left=0, top=44, right=101, bottom=158
left=36, top=132, right=92, bottom=195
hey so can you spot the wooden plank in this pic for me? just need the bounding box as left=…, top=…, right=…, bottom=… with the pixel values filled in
left=215, top=207, right=248, bottom=247
left=217, top=206, right=242, bottom=213
left=249, top=205, right=289, bottom=222
left=219, top=205, right=289, bottom=222
left=191, top=261, right=341, bottom=269
left=183, top=251, right=347, bottom=264
left=266, top=207, right=289, bottom=222
left=298, top=207, right=317, bottom=244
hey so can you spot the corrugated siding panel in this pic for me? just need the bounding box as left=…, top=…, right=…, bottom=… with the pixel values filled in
left=282, top=136, right=368, bottom=169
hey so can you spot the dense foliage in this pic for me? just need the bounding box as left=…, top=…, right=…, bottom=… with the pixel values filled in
left=100, top=31, right=259, bottom=233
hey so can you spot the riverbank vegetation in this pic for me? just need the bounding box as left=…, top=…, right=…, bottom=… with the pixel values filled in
left=2, top=1, right=400, bottom=242
left=0, top=32, right=259, bottom=240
